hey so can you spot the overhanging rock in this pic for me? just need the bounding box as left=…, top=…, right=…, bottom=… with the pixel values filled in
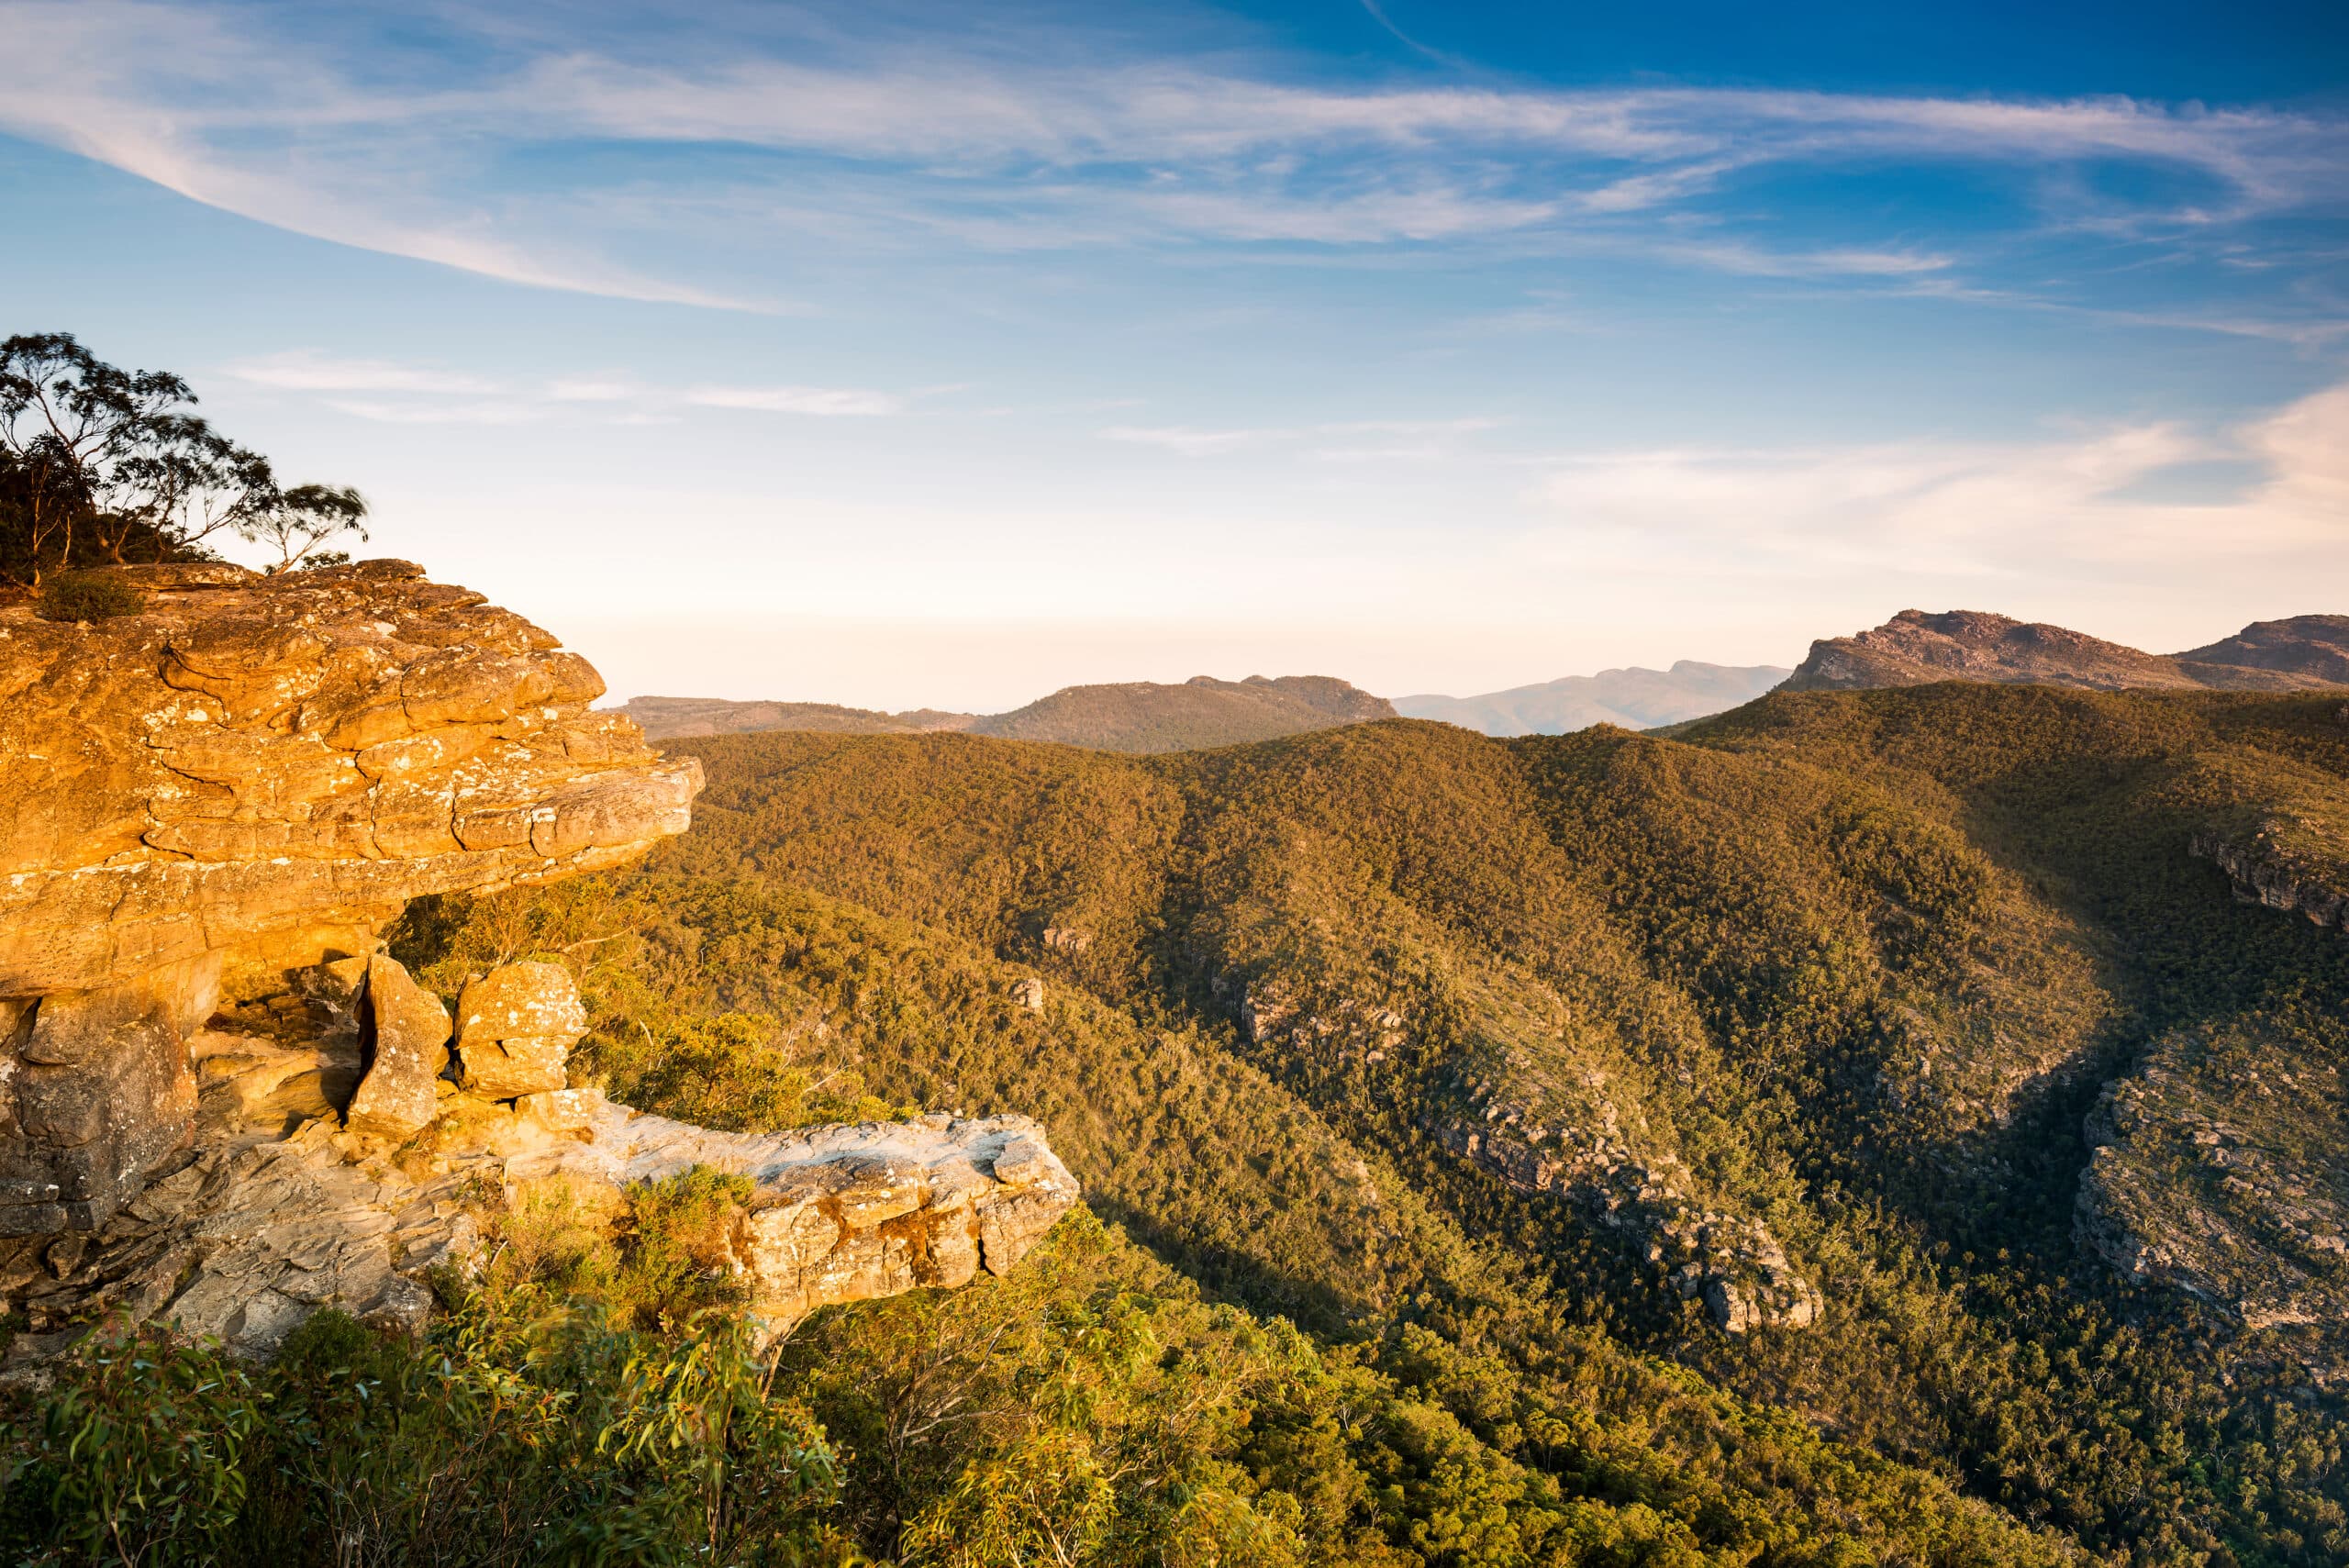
left=0, top=561, right=701, bottom=1230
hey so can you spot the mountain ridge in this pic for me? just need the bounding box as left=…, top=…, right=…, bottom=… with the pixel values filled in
left=613, top=673, right=1394, bottom=752
left=1783, top=608, right=2349, bottom=694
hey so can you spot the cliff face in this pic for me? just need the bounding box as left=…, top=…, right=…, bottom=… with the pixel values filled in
left=0, top=561, right=700, bottom=1233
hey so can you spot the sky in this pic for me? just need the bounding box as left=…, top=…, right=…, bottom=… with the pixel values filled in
left=3, top=0, right=2345, bottom=710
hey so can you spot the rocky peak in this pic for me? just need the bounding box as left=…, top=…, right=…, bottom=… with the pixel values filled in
left=1780, top=608, right=2349, bottom=695
left=1779, top=608, right=2200, bottom=694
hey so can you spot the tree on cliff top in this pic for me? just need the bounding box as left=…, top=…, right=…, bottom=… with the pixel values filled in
left=0, top=331, right=369, bottom=585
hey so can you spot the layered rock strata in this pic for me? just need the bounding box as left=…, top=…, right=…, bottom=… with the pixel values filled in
left=2192, top=824, right=2349, bottom=932
left=0, top=561, right=701, bottom=1231
left=1781, top=609, right=2349, bottom=695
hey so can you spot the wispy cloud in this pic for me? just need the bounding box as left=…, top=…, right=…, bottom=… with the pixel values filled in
left=685, top=384, right=906, bottom=416
left=1104, top=417, right=1497, bottom=458
left=228, top=351, right=909, bottom=423
left=1102, top=424, right=1271, bottom=455
left=0, top=0, right=2340, bottom=316
left=227, top=350, right=500, bottom=395
left=1529, top=380, right=2349, bottom=576
left=324, top=398, right=547, bottom=425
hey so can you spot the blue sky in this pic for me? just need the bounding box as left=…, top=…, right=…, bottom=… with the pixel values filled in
left=3, top=0, right=2344, bottom=708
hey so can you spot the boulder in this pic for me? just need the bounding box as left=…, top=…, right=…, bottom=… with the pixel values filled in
left=344, top=956, right=451, bottom=1141
left=454, top=962, right=587, bottom=1099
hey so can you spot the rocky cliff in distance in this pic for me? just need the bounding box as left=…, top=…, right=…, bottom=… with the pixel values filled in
left=1781, top=609, right=2349, bottom=694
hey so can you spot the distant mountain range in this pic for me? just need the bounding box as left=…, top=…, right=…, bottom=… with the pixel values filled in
left=614, top=613, right=2349, bottom=755
left=1783, top=610, right=2349, bottom=694
left=1393, top=661, right=1789, bottom=735
left=613, top=674, right=1394, bottom=753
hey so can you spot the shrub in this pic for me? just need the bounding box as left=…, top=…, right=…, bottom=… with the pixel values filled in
left=0, top=1321, right=264, bottom=1565
left=35, top=572, right=143, bottom=622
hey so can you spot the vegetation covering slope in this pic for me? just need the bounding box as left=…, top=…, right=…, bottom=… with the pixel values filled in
left=13, top=683, right=2347, bottom=1565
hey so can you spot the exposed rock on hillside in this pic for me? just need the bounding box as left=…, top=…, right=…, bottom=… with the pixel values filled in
left=0, top=561, right=699, bottom=1233
left=2194, top=825, right=2349, bottom=931
left=1783, top=610, right=2207, bottom=692
left=1781, top=609, right=2349, bottom=695
left=2076, top=1021, right=2348, bottom=1383
left=1239, top=975, right=1821, bottom=1334
left=1396, top=661, right=1788, bottom=736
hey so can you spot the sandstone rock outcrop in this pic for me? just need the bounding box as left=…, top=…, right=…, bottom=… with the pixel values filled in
left=344, top=955, right=451, bottom=1141
left=1240, top=976, right=1820, bottom=1334
left=2192, top=823, right=2349, bottom=932
left=0, top=561, right=701, bottom=1231
left=1, top=1080, right=1076, bottom=1364
left=0, top=559, right=1081, bottom=1369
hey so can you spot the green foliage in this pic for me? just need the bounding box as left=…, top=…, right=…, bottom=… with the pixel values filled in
left=2, top=1325, right=263, bottom=1565
left=0, top=1222, right=843, bottom=1566
left=627, top=695, right=2349, bottom=1564
left=35, top=571, right=143, bottom=621
left=1, top=331, right=366, bottom=584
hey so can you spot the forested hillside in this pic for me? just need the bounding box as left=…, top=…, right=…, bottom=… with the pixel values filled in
left=331, top=686, right=2345, bottom=1563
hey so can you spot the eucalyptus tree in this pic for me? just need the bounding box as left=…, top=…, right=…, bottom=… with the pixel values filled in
left=0, top=331, right=369, bottom=584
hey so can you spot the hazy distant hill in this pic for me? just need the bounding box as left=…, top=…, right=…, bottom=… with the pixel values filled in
left=2175, top=613, right=2349, bottom=684
left=614, top=695, right=975, bottom=740
left=613, top=674, right=1392, bottom=752
left=1395, top=660, right=1788, bottom=735
left=1784, top=609, right=2349, bottom=693
left=966, top=673, right=1391, bottom=752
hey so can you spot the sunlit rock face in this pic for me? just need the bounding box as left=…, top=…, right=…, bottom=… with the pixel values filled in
left=0, top=561, right=700, bottom=1231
